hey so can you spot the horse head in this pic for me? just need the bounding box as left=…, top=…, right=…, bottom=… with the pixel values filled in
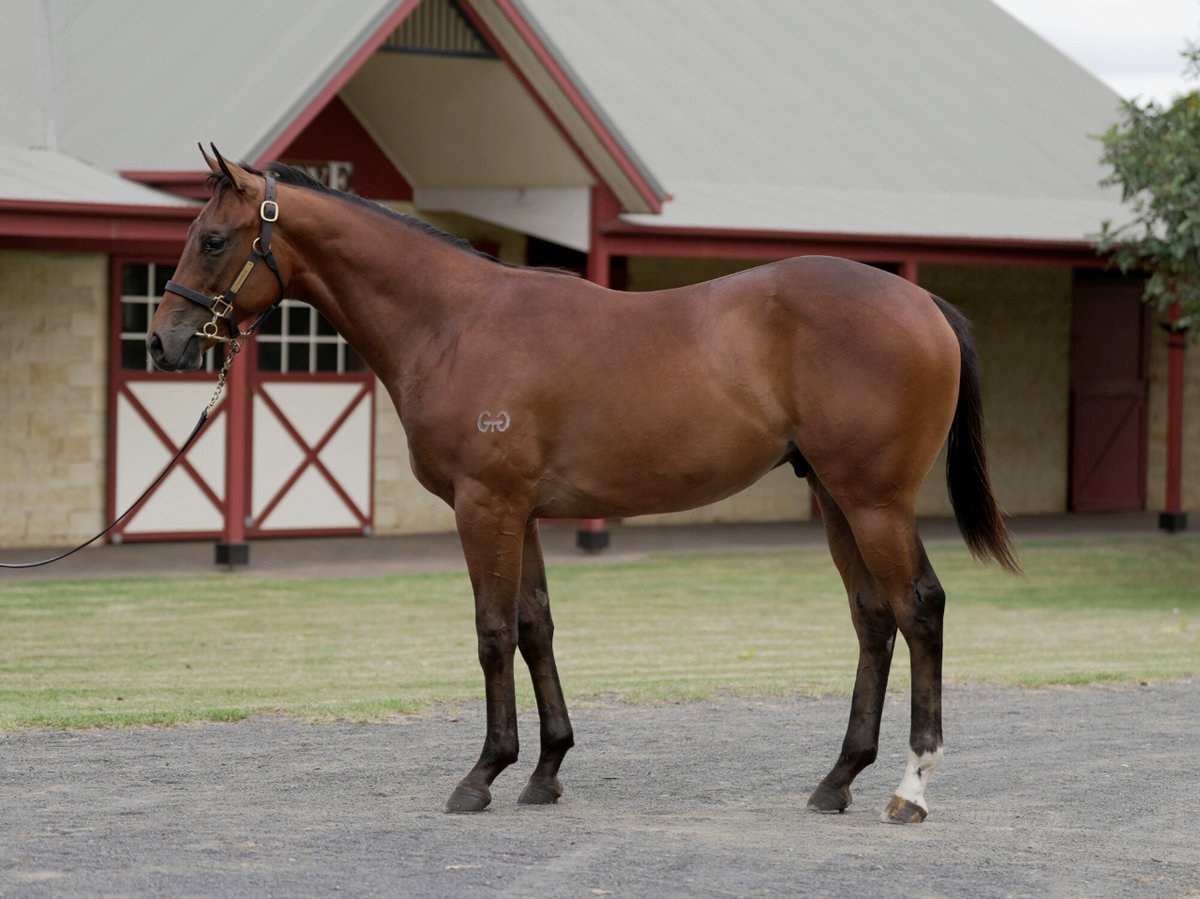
left=148, top=144, right=288, bottom=371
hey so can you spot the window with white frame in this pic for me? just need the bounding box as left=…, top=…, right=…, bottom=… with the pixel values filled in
left=117, top=265, right=358, bottom=375
left=118, top=261, right=219, bottom=373
left=254, top=299, right=363, bottom=374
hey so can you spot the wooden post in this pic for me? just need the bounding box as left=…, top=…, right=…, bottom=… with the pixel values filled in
left=1160, top=303, right=1188, bottom=532
left=577, top=185, right=621, bottom=552
left=216, top=347, right=251, bottom=565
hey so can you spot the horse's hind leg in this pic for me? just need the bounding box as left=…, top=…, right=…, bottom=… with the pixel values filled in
left=806, top=477, right=899, bottom=814
left=833, top=499, right=947, bottom=824
left=882, top=538, right=946, bottom=824
left=515, top=520, right=575, bottom=805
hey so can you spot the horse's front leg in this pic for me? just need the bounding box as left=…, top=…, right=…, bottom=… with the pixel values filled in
left=515, top=519, right=574, bottom=805
left=445, top=496, right=527, bottom=813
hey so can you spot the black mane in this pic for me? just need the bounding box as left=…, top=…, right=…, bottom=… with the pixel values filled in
left=206, top=161, right=512, bottom=267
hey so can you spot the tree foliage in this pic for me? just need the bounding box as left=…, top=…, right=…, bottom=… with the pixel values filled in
left=1097, top=44, right=1200, bottom=331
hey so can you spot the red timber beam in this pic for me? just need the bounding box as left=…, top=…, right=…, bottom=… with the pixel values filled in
left=596, top=221, right=1109, bottom=270
left=574, top=184, right=623, bottom=552
left=1160, top=303, right=1189, bottom=532
left=0, top=200, right=193, bottom=255
left=215, top=351, right=251, bottom=566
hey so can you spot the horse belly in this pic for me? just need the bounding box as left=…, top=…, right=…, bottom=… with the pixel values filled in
left=537, top=414, right=788, bottom=520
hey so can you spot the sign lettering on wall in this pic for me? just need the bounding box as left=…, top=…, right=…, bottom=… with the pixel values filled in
left=281, top=160, right=356, bottom=193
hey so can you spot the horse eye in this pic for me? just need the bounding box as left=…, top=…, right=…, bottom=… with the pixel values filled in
left=201, top=234, right=227, bottom=254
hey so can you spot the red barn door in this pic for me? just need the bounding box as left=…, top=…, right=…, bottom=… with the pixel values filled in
left=1069, top=275, right=1148, bottom=512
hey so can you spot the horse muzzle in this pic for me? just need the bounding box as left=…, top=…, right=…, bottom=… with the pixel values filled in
left=147, top=329, right=205, bottom=372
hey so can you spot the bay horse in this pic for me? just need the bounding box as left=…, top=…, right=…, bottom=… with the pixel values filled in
left=149, top=147, right=1018, bottom=824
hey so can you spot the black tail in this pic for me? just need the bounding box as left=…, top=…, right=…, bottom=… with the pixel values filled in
left=932, top=295, right=1021, bottom=573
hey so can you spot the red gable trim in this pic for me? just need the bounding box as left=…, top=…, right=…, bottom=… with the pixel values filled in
left=256, top=0, right=425, bottom=165
left=122, top=0, right=661, bottom=216
left=466, top=0, right=664, bottom=215
left=123, top=0, right=422, bottom=199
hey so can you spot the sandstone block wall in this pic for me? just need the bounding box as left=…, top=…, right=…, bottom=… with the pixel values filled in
left=0, top=250, right=109, bottom=547
left=917, top=264, right=1073, bottom=516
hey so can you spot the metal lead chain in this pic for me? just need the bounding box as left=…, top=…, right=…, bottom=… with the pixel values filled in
left=205, top=339, right=242, bottom=417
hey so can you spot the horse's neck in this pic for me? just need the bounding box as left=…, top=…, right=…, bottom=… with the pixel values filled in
left=283, top=197, right=489, bottom=389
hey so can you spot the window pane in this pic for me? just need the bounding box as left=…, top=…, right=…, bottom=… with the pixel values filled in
left=121, top=339, right=148, bottom=371
left=122, top=301, right=149, bottom=333
left=258, top=309, right=283, bottom=336
left=287, top=305, right=311, bottom=336
left=152, top=264, right=176, bottom=295
left=316, top=313, right=337, bottom=337
left=287, top=343, right=310, bottom=374
left=122, top=264, right=148, bottom=296
left=316, top=343, right=339, bottom=372
left=258, top=342, right=282, bottom=372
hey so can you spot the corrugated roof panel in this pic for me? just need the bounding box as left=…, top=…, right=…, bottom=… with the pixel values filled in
left=48, top=0, right=402, bottom=172
left=519, top=0, right=1130, bottom=239
left=0, top=0, right=56, bottom=149
left=621, top=181, right=1121, bottom=243
left=0, top=147, right=193, bottom=206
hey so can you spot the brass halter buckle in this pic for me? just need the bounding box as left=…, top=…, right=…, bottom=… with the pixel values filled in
left=198, top=296, right=237, bottom=343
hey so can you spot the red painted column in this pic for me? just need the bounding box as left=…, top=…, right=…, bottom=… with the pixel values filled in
left=576, top=185, right=621, bottom=552
left=217, top=348, right=251, bottom=565
left=1160, top=303, right=1188, bottom=532
left=586, top=184, right=620, bottom=283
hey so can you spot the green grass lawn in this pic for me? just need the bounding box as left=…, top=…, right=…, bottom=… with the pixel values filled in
left=0, top=536, right=1196, bottom=729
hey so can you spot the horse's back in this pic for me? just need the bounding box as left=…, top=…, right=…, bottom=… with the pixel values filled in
left=653, top=255, right=960, bottom=426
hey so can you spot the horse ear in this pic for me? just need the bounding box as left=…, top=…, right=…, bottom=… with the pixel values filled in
left=208, top=143, right=255, bottom=195
left=199, top=142, right=218, bottom=173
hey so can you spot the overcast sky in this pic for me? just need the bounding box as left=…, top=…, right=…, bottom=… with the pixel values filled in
left=993, top=0, right=1200, bottom=104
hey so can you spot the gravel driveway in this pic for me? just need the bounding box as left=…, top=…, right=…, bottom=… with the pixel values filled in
left=1, top=679, right=1197, bottom=898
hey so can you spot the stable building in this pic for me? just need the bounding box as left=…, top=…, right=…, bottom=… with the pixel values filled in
left=1, top=0, right=1194, bottom=552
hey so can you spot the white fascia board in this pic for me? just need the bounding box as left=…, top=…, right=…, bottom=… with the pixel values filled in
left=414, top=186, right=589, bottom=252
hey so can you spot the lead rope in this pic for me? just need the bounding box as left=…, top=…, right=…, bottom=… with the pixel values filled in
left=0, top=342, right=242, bottom=570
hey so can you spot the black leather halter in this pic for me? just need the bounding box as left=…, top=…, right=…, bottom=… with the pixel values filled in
left=163, top=174, right=287, bottom=342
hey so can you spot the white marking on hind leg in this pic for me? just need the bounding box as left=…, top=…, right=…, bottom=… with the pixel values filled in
left=892, top=746, right=944, bottom=813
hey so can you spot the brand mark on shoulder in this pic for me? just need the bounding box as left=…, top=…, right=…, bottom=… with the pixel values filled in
left=476, top=410, right=510, bottom=433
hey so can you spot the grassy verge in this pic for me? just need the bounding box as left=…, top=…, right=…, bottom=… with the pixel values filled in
left=0, top=536, right=1195, bottom=729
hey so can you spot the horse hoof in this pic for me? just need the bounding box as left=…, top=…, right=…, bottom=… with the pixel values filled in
left=882, top=795, right=927, bottom=824
left=445, top=784, right=492, bottom=813
left=518, top=778, right=563, bottom=805
left=807, top=782, right=851, bottom=813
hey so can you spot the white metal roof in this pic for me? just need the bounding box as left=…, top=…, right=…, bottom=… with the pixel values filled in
left=47, top=0, right=402, bottom=173
left=4, top=0, right=1131, bottom=242
left=3, top=0, right=662, bottom=214
left=0, top=147, right=188, bottom=206
left=1, top=0, right=198, bottom=207
left=617, top=181, right=1128, bottom=243
left=518, top=0, right=1130, bottom=242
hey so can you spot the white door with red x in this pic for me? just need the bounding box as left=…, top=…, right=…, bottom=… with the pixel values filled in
left=110, top=271, right=375, bottom=541
left=110, top=375, right=375, bottom=541
left=248, top=377, right=374, bottom=535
